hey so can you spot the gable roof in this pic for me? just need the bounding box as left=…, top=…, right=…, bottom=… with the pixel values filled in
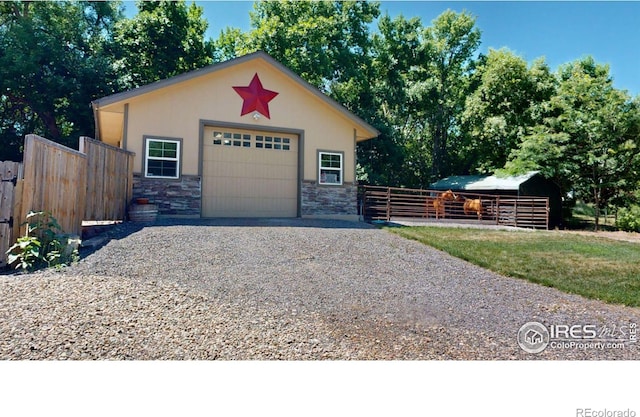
left=92, top=51, right=379, bottom=139
left=431, top=171, right=541, bottom=191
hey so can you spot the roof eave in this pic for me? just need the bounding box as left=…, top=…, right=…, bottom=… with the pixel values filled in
left=92, top=51, right=380, bottom=139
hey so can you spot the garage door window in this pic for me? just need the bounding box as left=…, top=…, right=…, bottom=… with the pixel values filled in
left=145, top=138, right=180, bottom=179
left=319, top=151, right=343, bottom=185
left=212, top=130, right=292, bottom=152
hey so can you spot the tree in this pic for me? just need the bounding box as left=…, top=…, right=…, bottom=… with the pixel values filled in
left=505, top=57, right=640, bottom=229
left=0, top=1, right=121, bottom=159
left=407, top=10, right=481, bottom=181
left=213, top=1, right=378, bottom=91
left=356, top=13, right=424, bottom=186
left=112, top=0, right=212, bottom=89
left=461, top=49, right=555, bottom=174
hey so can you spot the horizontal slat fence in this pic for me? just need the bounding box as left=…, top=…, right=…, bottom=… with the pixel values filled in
left=360, top=185, right=549, bottom=229
left=80, top=137, right=134, bottom=221
left=495, top=198, right=550, bottom=229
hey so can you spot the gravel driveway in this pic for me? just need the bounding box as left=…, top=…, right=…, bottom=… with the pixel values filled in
left=1, top=218, right=638, bottom=359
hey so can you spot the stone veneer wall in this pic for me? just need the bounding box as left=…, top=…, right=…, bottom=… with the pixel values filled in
left=301, top=180, right=357, bottom=216
left=132, top=174, right=201, bottom=216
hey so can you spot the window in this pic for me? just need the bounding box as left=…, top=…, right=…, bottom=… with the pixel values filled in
left=145, top=138, right=180, bottom=179
left=319, top=151, right=343, bottom=185
left=212, top=130, right=290, bottom=151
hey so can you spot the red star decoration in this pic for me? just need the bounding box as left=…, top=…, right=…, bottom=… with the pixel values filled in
left=232, top=73, right=279, bottom=119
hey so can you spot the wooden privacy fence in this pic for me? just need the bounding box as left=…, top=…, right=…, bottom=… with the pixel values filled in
left=359, top=185, right=550, bottom=229
left=21, top=134, right=88, bottom=236
left=1, top=134, right=135, bottom=267
left=80, top=137, right=134, bottom=221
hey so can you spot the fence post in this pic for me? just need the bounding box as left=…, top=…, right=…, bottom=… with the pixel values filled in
left=361, top=186, right=367, bottom=219
left=546, top=198, right=549, bottom=230
left=386, top=187, right=391, bottom=221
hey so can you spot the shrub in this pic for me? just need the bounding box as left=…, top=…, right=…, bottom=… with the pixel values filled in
left=6, top=211, right=80, bottom=271
left=616, top=205, right=640, bottom=233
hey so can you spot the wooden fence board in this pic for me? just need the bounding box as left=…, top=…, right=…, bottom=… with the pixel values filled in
left=0, top=161, right=22, bottom=267
left=0, top=182, right=13, bottom=267
left=20, top=135, right=87, bottom=236
left=81, top=137, right=135, bottom=221
left=360, top=185, right=550, bottom=229
left=3, top=135, right=135, bottom=268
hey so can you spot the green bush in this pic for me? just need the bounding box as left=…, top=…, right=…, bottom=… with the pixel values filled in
left=6, top=211, right=80, bottom=271
left=616, top=205, right=640, bottom=233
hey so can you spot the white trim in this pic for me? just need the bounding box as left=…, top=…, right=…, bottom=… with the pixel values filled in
left=318, top=151, right=343, bottom=185
left=144, top=138, right=181, bottom=179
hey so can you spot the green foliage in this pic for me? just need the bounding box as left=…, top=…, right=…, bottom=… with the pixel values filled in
left=616, top=205, right=640, bottom=233
left=411, top=10, right=481, bottom=181
left=363, top=13, right=425, bottom=187
left=112, top=0, right=212, bottom=89
left=505, top=56, right=640, bottom=229
left=6, top=211, right=80, bottom=271
left=224, top=0, right=379, bottom=91
left=462, top=50, right=556, bottom=174
left=7, top=235, right=41, bottom=271
left=0, top=1, right=122, bottom=159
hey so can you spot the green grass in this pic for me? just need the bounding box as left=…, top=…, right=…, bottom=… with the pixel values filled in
left=387, top=226, right=640, bottom=307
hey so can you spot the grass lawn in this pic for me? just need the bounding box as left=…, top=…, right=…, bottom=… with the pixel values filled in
left=387, top=226, right=640, bottom=307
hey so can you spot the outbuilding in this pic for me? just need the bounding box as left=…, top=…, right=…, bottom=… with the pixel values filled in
left=92, top=51, right=379, bottom=220
left=430, top=171, right=562, bottom=228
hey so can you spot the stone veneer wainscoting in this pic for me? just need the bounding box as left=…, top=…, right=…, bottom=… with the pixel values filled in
left=133, top=176, right=358, bottom=218
left=132, top=174, right=201, bottom=217
left=301, top=180, right=358, bottom=216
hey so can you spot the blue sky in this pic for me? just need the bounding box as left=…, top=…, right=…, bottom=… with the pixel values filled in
left=124, top=1, right=640, bottom=96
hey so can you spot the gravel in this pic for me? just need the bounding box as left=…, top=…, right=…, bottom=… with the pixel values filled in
left=1, top=218, right=638, bottom=360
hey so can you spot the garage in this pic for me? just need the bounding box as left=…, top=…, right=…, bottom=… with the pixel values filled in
left=201, top=125, right=299, bottom=217
left=92, top=51, right=379, bottom=220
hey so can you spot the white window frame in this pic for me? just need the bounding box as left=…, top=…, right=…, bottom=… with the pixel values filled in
left=144, top=137, right=181, bottom=179
left=318, top=151, right=343, bottom=185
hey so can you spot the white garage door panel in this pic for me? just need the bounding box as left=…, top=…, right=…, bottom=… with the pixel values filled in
left=202, top=127, right=298, bottom=217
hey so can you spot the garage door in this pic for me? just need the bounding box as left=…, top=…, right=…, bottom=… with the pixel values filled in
left=202, top=126, right=298, bottom=217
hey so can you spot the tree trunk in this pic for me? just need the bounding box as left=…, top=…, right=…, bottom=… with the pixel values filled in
left=431, top=125, right=443, bottom=180
left=593, top=186, right=600, bottom=232
left=431, top=104, right=448, bottom=181
left=39, top=110, right=61, bottom=140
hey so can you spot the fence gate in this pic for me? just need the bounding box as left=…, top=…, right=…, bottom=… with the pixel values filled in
left=0, top=161, right=23, bottom=268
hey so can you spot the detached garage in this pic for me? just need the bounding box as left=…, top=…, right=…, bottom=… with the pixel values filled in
left=91, top=51, right=379, bottom=219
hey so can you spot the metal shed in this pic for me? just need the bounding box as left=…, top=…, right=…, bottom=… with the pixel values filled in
left=430, top=171, right=562, bottom=228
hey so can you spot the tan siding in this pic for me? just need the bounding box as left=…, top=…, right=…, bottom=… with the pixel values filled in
left=102, top=57, right=359, bottom=182
left=98, top=111, right=124, bottom=147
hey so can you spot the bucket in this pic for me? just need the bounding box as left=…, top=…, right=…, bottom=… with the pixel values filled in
left=129, top=203, right=158, bottom=222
